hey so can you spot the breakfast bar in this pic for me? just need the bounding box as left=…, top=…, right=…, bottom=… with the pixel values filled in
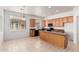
left=39, top=31, right=68, bottom=49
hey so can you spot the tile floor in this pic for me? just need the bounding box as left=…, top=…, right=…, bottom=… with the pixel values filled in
left=0, top=37, right=79, bottom=52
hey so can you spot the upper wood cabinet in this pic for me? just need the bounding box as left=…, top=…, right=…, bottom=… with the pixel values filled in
left=59, top=18, right=64, bottom=27
left=55, top=19, right=59, bottom=27
left=67, top=16, right=73, bottom=23
left=47, top=20, right=53, bottom=27
left=55, top=18, right=64, bottom=27
left=42, top=16, right=73, bottom=27
left=30, top=19, right=36, bottom=27
left=52, top=19, right=56, bottom=26
left=47, top=20, right=52, bottom=24
left=63, top=17, right=68, bottom=23
left=45, top=20, right=48, bottom=27
left=57, top=18, right=62, bottom=27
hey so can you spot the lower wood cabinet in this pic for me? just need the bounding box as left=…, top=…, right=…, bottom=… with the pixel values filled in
left=30, top=29, right=35, bottom=37
left=30, top=29, right=39, bottom=37
left=40, top=31, right=68, bottom=49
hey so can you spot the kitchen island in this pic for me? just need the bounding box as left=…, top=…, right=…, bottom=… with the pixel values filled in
left=39, top=30, right=68, bottom=49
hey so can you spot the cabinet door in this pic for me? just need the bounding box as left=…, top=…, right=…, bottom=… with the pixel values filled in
left=48, top=20, right=51, bottom=24
left=48, top=20, right=52, bottom=24
left=40, top=31, right=47, bottom=41
left=30, top=19, right=35, bottom=27
left=30, top=30, right=35, bottom=37
left=52, top=19, right=56, bottom=27
left=56, top=19, right=60, bottom=27
left=59, top=18, right=64, bottom=27
left=63, top=17, right=68, bottom=23
left=57, top=18, right=61, bottom=27
left=45, top=20, right=47, bottom=27
left=55, top=19, right=57, bottom=27
left=51, top=19, right=53, bottom=26
left=52, top=19, right=54, bottom=26
left=67, top=16, right=73, bottom=23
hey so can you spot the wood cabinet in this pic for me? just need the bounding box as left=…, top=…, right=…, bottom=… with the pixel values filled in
left=52, top=19, right=56, bottom=26
left=55, top=19, right=60, bottom=27
left=40, top=31, right=68, bottom=49
left=57, top=18, right=64, bottom=27
left=30, top=19, right=35, bottom=27
left=67, top=16, right=73, bottom=23
left=40, top=31, right=47, bottom=41
left=30, top=29, right=35, bottom=37
left=30, top=29, right=39, bottom=37
left=57, top=19, right=60, bottom=27
left=63, top=17, right=68, bottom=23
left=42, top=16, right=73, bottom=27
left=59, top=18, right=64, bottom=27
left=48, top=20, right=52, bottom=24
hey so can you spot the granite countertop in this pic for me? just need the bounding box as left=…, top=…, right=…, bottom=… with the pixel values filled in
left=40, top=30, right=67, bottom=36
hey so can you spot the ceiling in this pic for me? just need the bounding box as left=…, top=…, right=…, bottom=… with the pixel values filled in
left=1, top=6, right=74, bottom=17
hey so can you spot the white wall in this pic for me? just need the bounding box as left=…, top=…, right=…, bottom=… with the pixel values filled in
left=0, top=7, right=4, bottom=46
left=64, top=23, right=73, bottom=41
left=73, top=7, right=79, bottom=44
left=0, top=16, right=3, bottom=46
left=77, top=16, right=79, bottom=43
left=35, top=19, right=42, bottom=29
left=0, top=13, right=2, bottom=32
left=4, top=10, right=42, bottom=40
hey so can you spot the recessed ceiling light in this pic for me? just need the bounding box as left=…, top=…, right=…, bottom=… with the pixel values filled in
left=48, top=6, right=51, bottom=8
left=56, top=10, right=59, bottom=12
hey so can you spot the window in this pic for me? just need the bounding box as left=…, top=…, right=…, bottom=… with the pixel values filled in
left=10, top=16, right=26, bottom=31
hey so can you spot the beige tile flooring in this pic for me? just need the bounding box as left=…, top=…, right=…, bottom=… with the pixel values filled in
left=0, top=37, right=79, bottom=52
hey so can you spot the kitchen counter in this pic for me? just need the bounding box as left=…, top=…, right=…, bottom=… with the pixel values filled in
left=41, top=30, right=67, bottom=36
left=39, top=30, right=68, bottom=49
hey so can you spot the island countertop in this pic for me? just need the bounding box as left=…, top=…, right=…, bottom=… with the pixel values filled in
left=39, top=30, right=68, bottom=49
left=40, top=30, right=67, bottom=36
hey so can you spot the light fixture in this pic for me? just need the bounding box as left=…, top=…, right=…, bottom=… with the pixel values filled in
left=48, top=6, right=51, bottom=8
left=20, top=6, right=26, bottom=20
left=56, top=10, right=59, bottom=12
